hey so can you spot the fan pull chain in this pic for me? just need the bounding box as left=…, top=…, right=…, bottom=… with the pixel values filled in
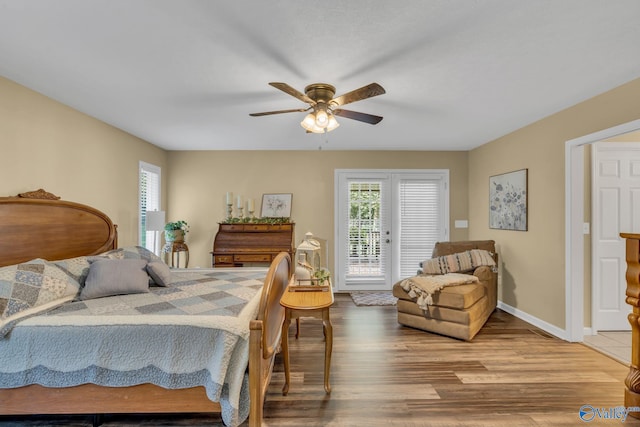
left=318, top=129, right=329, bottom=150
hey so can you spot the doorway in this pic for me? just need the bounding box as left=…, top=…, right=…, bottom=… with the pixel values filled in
left=566, top=118, right=640, bottom=342
left=334, top=169, right=449, bottom=292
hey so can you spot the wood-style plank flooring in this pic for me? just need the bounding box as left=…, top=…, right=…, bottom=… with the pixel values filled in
left=1, top=294, right=638, bottom=426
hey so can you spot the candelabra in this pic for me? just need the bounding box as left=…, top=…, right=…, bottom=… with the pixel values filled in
left=248, top=208, right=255, bottom=222
left=238, top=206, right=244, bottom=220
left=226, top=203, right=233, bottom=221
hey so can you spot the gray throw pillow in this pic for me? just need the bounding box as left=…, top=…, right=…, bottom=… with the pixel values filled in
left=80, top=259, right=149, bottom=300
left=97, top=246, right=167, bottom=286
left=146, top=260, right=172, bottom=287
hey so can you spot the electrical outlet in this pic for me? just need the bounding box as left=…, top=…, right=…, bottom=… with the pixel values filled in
left=583, top=223, right=590, bottom=235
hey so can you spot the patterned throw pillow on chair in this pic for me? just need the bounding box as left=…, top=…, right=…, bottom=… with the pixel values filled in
left=422, top=249, right=495, bottom=275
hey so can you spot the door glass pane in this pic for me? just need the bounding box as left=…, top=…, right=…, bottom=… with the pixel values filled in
left=347, top=181, right=385, bottom=278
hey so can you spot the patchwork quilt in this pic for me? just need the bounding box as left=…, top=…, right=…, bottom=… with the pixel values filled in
left=0, top=268, right=267, bottom=427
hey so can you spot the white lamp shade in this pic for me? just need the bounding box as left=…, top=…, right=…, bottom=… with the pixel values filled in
left=146, top=210, right=166, bottom=231
left=326, top=114, right=339, bottom=131
left=301, top=113, right=317, bottom=132
left=315, top=109, right=329, bottom=126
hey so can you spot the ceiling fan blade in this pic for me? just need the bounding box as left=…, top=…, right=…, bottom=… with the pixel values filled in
left=249, top=108, right=309, bottom=117
left=330, top=83, right=385, bottom=107
left=269, top=82, right=315, bottom=105
left=333, top=109, right=383, bottom=125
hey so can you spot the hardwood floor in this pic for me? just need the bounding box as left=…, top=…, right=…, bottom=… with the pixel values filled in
left=1, top=294, right=638, bottom=426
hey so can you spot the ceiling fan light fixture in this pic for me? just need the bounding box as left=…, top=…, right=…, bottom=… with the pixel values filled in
left=326, top=114, right=339, bottom=131
left=301, top=113, right=316, bottom=131
left=304, top=119, right=327, bottom=134
left=255, top=82, right=384, bottom=133
left=315, top=108, right=329, bottom=127
left=301, top=111, right=340, bottom=133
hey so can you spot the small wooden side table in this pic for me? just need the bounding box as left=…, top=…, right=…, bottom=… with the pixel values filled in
left=280, top=282, right=334, bottom=395
left=162, top=241, right=189, bottom=268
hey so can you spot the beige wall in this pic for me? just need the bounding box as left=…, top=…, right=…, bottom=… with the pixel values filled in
left=606, top=130, right=640, bottom=143
left=468, top=77, right=640, bottom=329
left=0, top=76, right=168, bottom=246
left=167, top=151, right=469, bottom=269
left=6, top=68, right=640, bottom=334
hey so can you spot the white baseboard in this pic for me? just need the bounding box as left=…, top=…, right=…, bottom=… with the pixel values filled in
left=583, top=327, right=594, bottom=336
left=497, top=301, right=570, bottom=341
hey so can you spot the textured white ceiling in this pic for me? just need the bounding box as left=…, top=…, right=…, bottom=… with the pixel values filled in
left=1, top=0, right=639, bottom=151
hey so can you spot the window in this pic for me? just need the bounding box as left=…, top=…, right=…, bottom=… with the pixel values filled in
left=139, top=161, right=161, bottom=254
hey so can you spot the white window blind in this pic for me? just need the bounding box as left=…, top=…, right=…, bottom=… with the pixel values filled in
left=398, top=179, right=440, bottom=278
left=139, top=161, right=161, bottom=252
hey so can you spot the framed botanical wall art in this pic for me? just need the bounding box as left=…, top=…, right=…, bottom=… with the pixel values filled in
left=489, top=169, right=528, bottom=231
left=260, top=193, right=293, bottom=218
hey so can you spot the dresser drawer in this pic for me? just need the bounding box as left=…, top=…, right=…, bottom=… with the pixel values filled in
left=214, top=255, right=234, bottom=264
left=270, top=224, right=292, bottom=231
left=219, top=224, right=244, bottom=231
left=234, top=254, right=272, bottom=263
left=244, top=224, right=269, bottom=232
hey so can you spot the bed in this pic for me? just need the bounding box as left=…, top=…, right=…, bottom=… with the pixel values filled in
left=0, top=189, right=290, bottom=427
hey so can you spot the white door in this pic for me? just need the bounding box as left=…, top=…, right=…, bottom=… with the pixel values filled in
left=335, top=170, right=449, bottom=292
left=336, top=172, right=391, bottom=291
left=592, top=142, right=640, bottom=331
left=391, top=173, right=449, bottom=284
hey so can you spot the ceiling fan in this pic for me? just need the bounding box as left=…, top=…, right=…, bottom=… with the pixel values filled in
left=250, top=82, right=385, bottom=133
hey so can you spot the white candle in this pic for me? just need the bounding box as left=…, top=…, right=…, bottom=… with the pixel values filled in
left=237, top=195, right=243, bottom=208
left=226, top=192, right=233, bottom=205
left=247, top=198, right=254, bottom=212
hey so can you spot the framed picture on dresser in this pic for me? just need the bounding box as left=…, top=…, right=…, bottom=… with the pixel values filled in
left=261, top=193, right=292, bottom=218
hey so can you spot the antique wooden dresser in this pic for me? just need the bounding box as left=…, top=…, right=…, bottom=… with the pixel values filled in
left=211, top=223, right=295, bottom=267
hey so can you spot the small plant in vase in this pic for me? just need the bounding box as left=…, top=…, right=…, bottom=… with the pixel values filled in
left=312, top=268, right=331, bottom=286
left=164, top=220, right=189, bottom=243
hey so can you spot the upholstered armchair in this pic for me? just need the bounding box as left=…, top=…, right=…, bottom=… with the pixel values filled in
left=392, top=240, right=498, bottom=341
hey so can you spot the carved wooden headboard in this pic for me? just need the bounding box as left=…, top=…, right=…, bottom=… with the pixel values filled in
left=0, top=189, right=118, bottom=267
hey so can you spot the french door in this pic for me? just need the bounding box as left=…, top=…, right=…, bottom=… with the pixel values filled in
left=335, top=170, right=449, bottom=292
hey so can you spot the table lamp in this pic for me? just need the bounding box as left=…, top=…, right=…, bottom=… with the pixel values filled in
left=146, top=210, right=166, bottom=255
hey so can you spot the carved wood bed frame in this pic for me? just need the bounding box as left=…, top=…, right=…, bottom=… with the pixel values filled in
left=0, top=190, right=290, bottom=427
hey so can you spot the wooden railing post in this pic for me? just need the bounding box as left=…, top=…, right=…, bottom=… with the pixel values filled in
left=621, top=233, right=640, bottom=418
